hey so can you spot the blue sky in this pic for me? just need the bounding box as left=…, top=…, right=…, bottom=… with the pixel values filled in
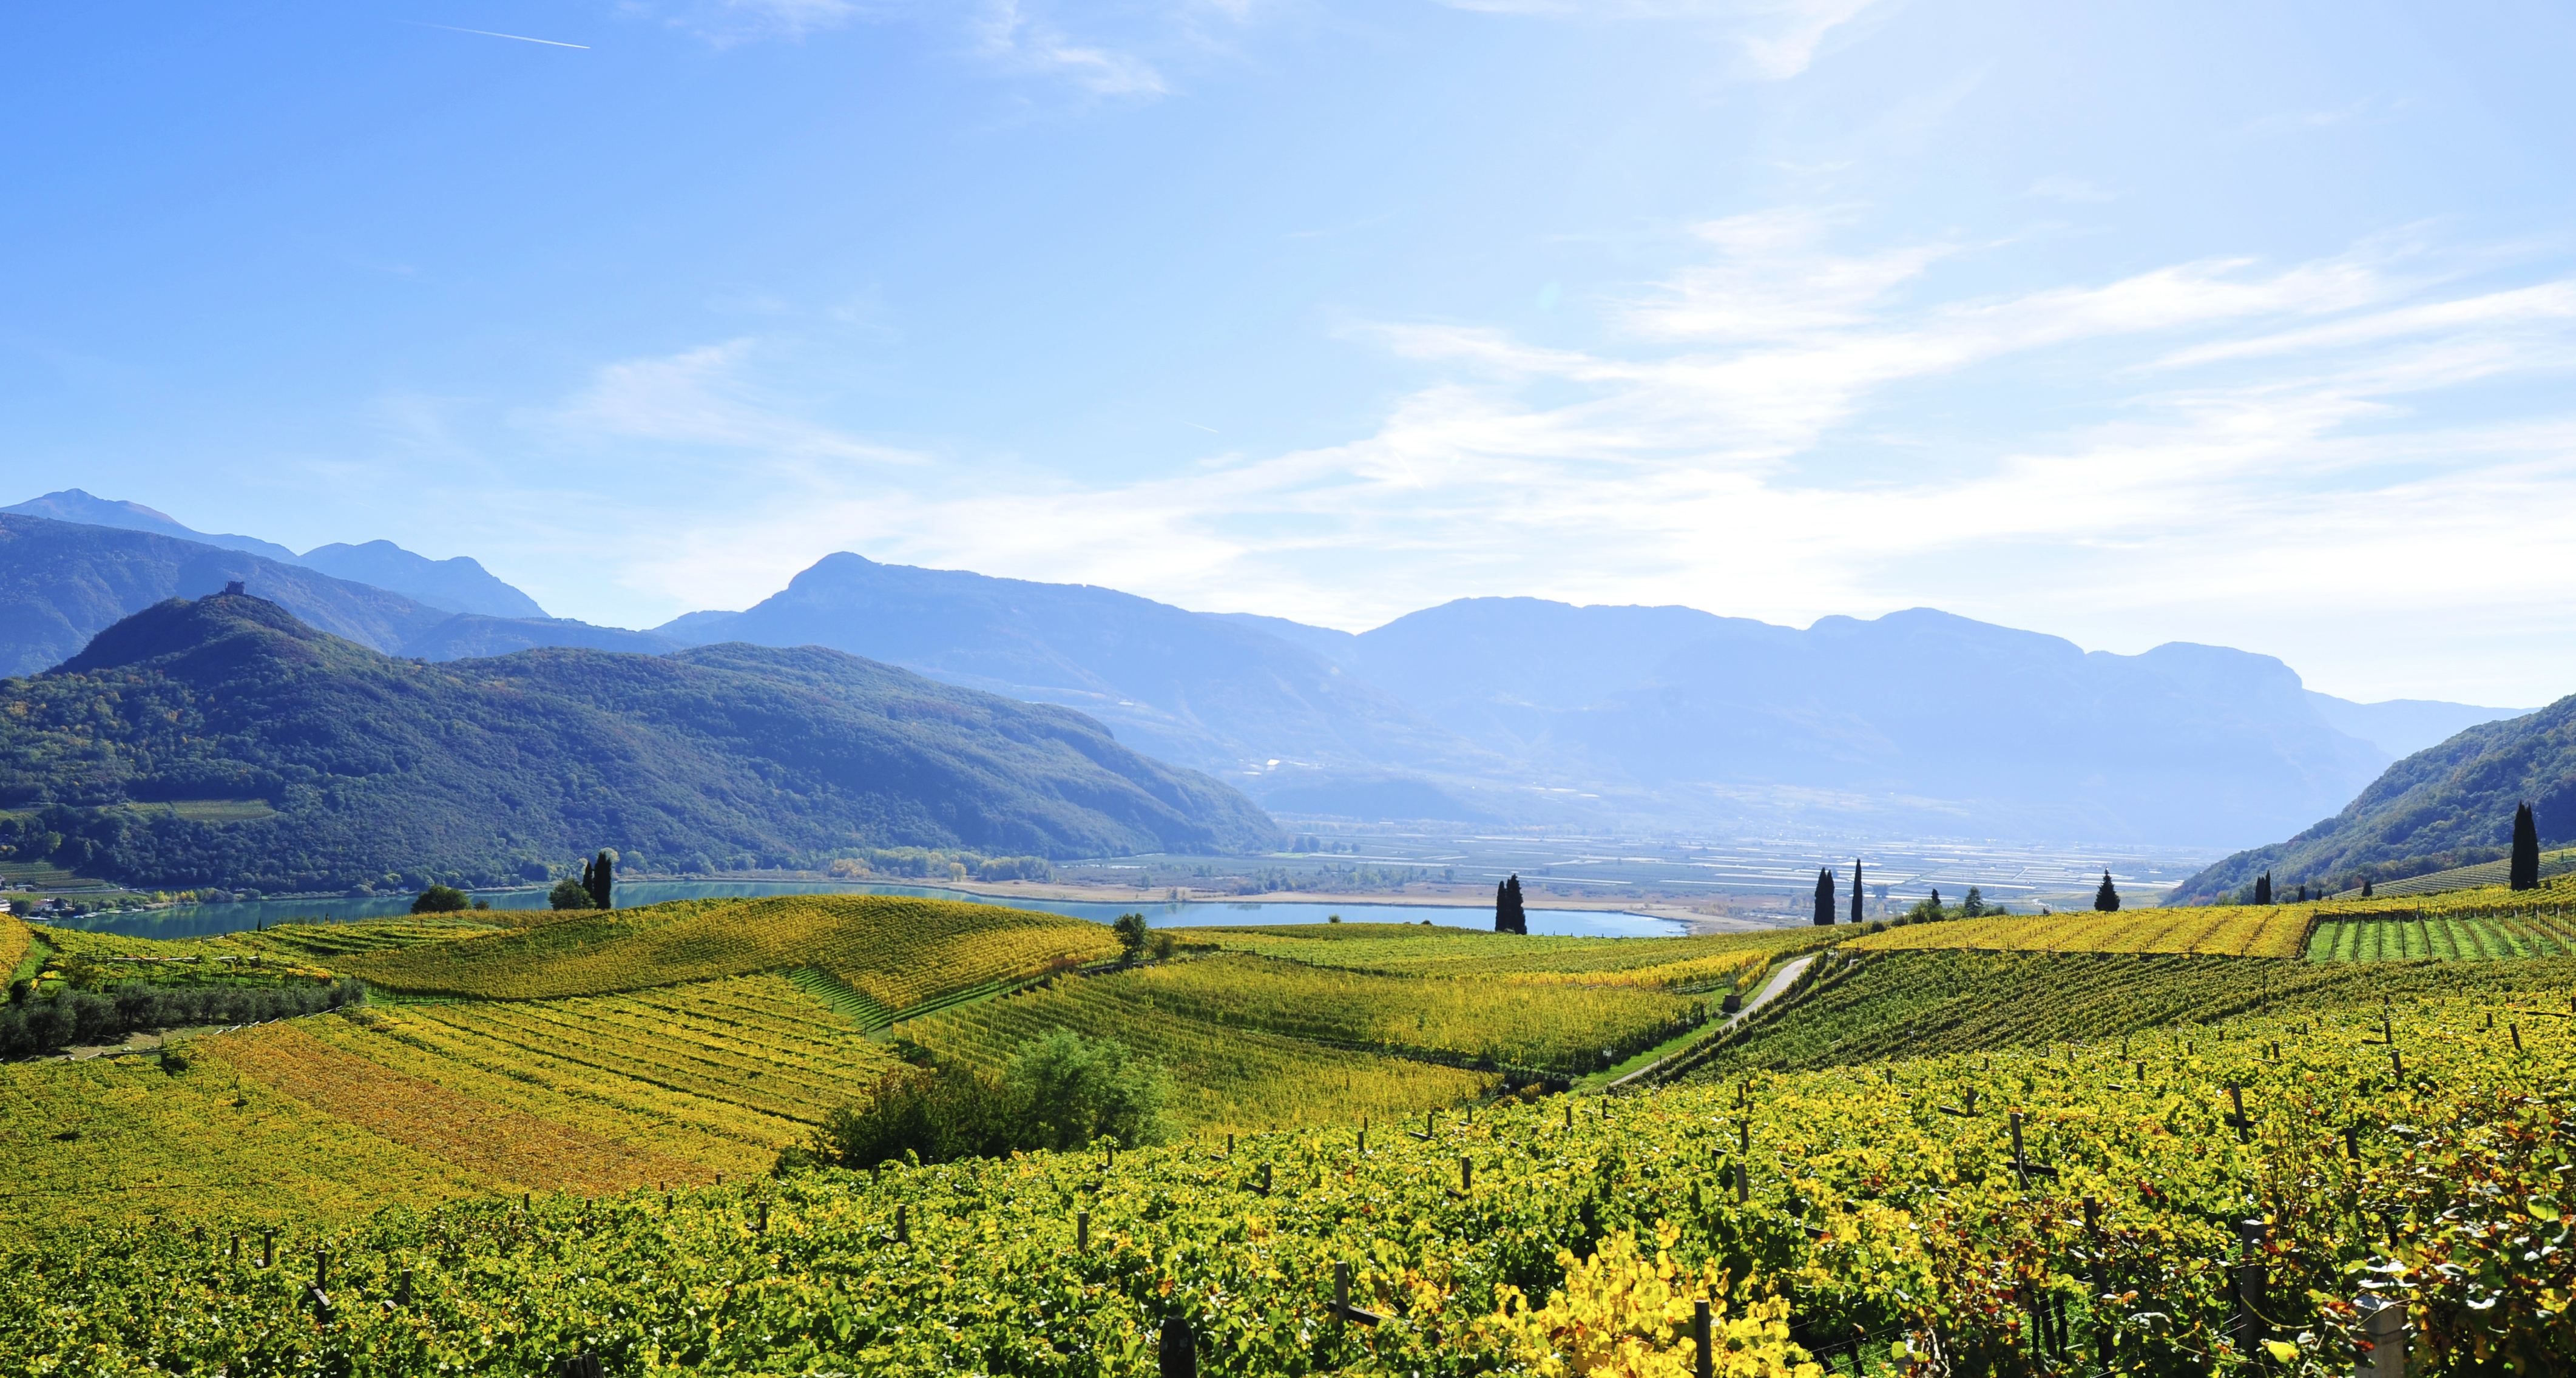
left=5, top=0, right=2574, bottom=704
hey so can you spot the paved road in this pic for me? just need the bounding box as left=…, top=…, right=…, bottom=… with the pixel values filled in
left=1606, top=952, right=1819, bottom=1092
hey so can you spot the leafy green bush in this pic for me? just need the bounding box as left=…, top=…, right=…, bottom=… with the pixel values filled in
left=547, top=879, right=590, bottom=911
left=786, top=1028, right=1171, bottom=1170
left=410, top=885, right=470, bottom=914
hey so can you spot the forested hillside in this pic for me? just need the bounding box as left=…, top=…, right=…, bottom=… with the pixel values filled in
left=2175, top=695, right=2575, bottom=900
left=0, top=592, right=1276, bottom=891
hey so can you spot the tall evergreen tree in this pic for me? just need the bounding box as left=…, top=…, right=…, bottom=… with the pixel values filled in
left=1495, top=874, right=1526, bottom=934
left=2093, top=871, right=2120, bottom=913
left=2253, top=871, right=2272, bottom=906
left=584, top=848, right=615, bottom=910
left=2512, top=801, right=2541, bottom=891
left=1813, top=867, right=1836, bottom=926
left=1850, top=859, right=1864, bottom=924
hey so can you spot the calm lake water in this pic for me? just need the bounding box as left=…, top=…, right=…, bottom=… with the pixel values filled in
left=45, top=879, right=1689, bottom=941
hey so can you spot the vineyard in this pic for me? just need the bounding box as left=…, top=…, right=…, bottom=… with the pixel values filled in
left=1672, top=947, right=2576, bottom=1079
left=998, top=953, right=1707, bottom=1075
left=346, top=895, right=1118, bottom=1010
left=1207, top=924, right=1825, bottom=990
left=7, top=889, right=2572, bottom=1373
left=4, top=976, right=2568, bottom=1376
left=907, top=975, right=1499, bottom=1133
left=1848, top=905, right=2317, bottom=959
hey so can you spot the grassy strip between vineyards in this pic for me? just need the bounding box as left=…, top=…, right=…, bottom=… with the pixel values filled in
left=4, top=978, right=2568, bottom=1376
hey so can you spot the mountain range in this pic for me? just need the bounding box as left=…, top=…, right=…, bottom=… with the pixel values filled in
left=1, top=490, right=544, bottom=618
left=0, top=592, right=1273, bottom=893
left=0, top=490, right=2540, bottom=853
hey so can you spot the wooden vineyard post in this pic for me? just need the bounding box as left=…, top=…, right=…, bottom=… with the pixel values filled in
left=2512, top=1022, right=2524, bottom=1053
left=2233, top=1218, right=2267, bottom=1357
left=2225, top=1086, right=2253, bottom=1144
left=894, top=1203, right=908, bottom=1246
left=1159, top=1316, right=1197, bottom=1378
left=394, top=1268, right=412, bottom=1308
left=262, top=1230, right=274, bottom=1269
left=1077, top=1211, right=1090, bottom=1254
left=2082, top=1197, right=2109, bottom=1370
left=1335, top=1261, right=1348, bottom=1337
left=1694, top=1299, right=1713, bottom=1378
left=1566, top=1102, right=1574, bottom=1130
left=2347, top=1126, right=2362, bottom=1163
left=1259, top=1163, right=1273, bottom=1197
left=756, top=1201, right=769, bottom=1236
left=1225, top=1133, right=1234, bottom=1157
left=2010, top=1112, right=2027, bottom=1187
left=1357, top=1123, right=1367, bottom=1157
left=1107, top=1143, right=1116, bottom=1171
left=314, top=1249, right=328, bottom=1291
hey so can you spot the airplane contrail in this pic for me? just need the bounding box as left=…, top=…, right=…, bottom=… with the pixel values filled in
left=408, top=21, right=590, bottom=49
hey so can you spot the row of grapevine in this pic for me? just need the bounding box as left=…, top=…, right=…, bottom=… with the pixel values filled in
left=5, top=988, right=2564, bottom=1374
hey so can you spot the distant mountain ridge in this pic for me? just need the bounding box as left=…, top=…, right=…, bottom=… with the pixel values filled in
left=660, top=553, right=1513, bottom=817
left=2172, top=697, right=2575, bottom=901
left=1, top=490, right=547, bottom=618
left=0, top=496, right=2536, bottom=850
left=0, top=593, right=1276, bottom=891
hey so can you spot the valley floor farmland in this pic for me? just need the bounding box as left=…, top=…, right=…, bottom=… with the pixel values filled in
left=1, top=891, right=2569, bottom=1374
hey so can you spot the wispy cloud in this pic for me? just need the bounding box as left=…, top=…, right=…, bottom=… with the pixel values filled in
left=971, top=0, right=1168, bottom=96
left=530, top=216, right=2576, bottom=702
left=1432, top=0, right=1885, bottom=78
left=541, top=339, right=922, bottom=467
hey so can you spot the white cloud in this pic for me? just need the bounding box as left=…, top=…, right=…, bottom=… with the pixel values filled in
left=1433, top=0, right=1884, bottom=78
left=972, top=0, right=1167, bottom=96
left=532, top=218, right=2576, bottom=703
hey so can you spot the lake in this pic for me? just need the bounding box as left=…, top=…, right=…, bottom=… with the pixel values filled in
left=42, top=879, right=1691, bottom=941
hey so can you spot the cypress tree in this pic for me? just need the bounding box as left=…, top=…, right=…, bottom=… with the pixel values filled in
left=1494, top=879, right=1509, bottom=933
left=2362, top=879, right=2374, bottom=899
left=1850, top=859, right=1864, bottom=924
left=1813, top=868, right=1836, bottom=926
left=2253, top=871, right=2272, bottom=906
left=1495, top=874, right=1526, bottom=934
left=586, top=849, right=615, bottom=910
left=2093, top=871, right=2120, bottom=913
left=2512, top=802, right=2541, bottom=891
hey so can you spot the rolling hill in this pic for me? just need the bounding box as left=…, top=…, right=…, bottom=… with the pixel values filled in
left=0, top=592, right=1276, bottom=891
left=2171, top=694, right=2575, bottom=900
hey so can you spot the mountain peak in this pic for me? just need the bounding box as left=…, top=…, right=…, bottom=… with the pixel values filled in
left=2, top=489, right=303, bottom=562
